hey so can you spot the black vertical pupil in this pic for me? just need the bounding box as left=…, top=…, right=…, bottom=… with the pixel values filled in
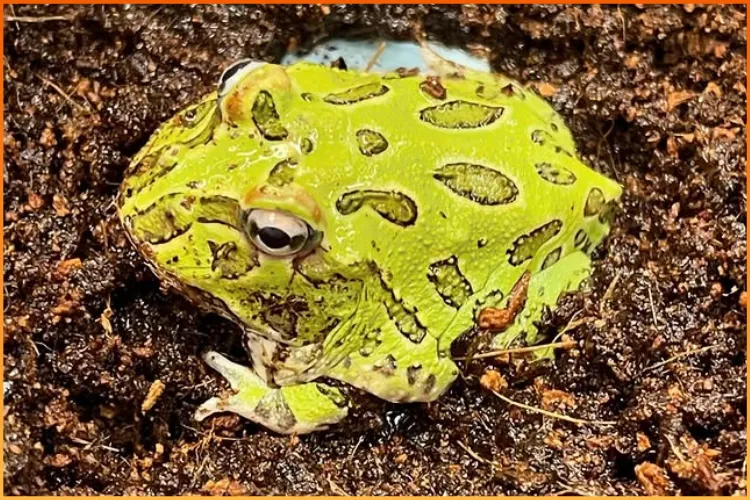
left=258, top=227, right=290, bottom=249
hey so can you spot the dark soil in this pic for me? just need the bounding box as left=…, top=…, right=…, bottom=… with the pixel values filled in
left=3, top=4, right=746, bottom=496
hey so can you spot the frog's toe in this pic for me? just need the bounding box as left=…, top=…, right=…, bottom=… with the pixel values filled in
left=197, top=351, right=349, bottom=434
left=194, top=395, right=233, bottom=422
left=201, top=350, right=266, bottom=391
left=195, top=351, right=270, bottom=424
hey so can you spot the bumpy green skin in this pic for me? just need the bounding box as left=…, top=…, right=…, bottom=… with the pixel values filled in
left=117, top=61, right=621, bottom=434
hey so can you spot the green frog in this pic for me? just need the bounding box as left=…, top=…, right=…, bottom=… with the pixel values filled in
left=117, top=40, right=621, bottom=434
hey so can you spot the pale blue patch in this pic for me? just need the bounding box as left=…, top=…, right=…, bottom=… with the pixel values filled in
left=280, top=38, right=490, bottom=73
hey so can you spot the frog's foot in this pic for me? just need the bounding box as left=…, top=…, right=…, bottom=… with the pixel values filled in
left=195, top=351, right=349, bottom=435
left=490, top=251, right=592, bottom=353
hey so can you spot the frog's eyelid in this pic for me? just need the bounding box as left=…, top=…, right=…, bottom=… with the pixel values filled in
left=217, top=59, right=267, bottom=98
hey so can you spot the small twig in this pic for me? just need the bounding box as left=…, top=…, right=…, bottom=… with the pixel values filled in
left=6, top=14, right=75, bottom=23
left=348, top=434, right=365, bottom=463
left=99, top=444, right=122, bottom=453
left=617, top=6, right=627, bottom=45
left=453, top=339, right=576, bottom=361
left=456, top=441, right=496, bottom=466
left=555, top=310, right=586, bottom=338
left=647, top=283, right=659, bottom=327
left=595, top=119, right=616, bottom=164
left=642, top=345, right=718, bottom=374
left=70, top=436, right=121, bottom=453
left=190, top=454, right=210, bottom=490
left=600, top=270, right=622, bottom=315
left=665, top=434, right=686, bottom=462
left=70, top=437, right=94, bottom=448
left=135, top=6, right=163, bottom=33
left=327, top=478, right=350, bottom=496
left=36, top=74, right=91, bottom=114
left=553, top=481, right=598, bottom=496
left=492, top=391, right=616, bottom=426
left=9, top=5, right=19, bottom=29
left=365, top=41, right=387, bottom=72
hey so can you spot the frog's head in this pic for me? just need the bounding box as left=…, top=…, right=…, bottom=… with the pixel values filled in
left=118, top=59, right=385, bottom=348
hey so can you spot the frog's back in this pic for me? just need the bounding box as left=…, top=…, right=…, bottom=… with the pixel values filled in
left=282, top=63, right=620, bottom=338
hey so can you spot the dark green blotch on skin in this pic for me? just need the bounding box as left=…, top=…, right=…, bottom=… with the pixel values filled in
left=535, top=162, right=577, bottom=185
left=508, top=220, right=563, bottom=266
left=501, top=83, right=523, bottom=98
left=252, top=90, right=288, bottom=140
left=531, top=129, right=552, bottom=145
left=420, top=100, right=504, bottom=129
left=599, top=200, right=617, bottom=224
left=574, top=229, right=587, bottom=248
left=324, top=81, right=389, bottom=105
left=132, top=194, right=240, bottom=244
left=316, top=384, right=348, bottom=408
left=208, top=240, right=258, bottom=278
left=434, top=162, right=518, bottom=205
left=541, top=247, right=562, bottom=270
left=407, top=363, right=422, bottom=385
left=268, top=159, right=297, bottom=187
left=584, top=188, right=606, bottom=217
left=254, top=391, right=297, bottom=430
left=379, top=278, right=427, bottom=344
left=427, top=256, right=473, bottom=309
left=356, top=129, right=389, bottom=156
left=423, top=374, right=436, bottom=394
left=336, top=190, right=418, bottom=227
left=300, top=137, right=314, bottom=154
left=374, top=354, right=397, bottom=376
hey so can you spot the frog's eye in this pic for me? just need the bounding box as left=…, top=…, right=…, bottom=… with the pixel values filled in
left=218, top=59, right=267, bottom=98
left=244, top=209, right=314, bottom=257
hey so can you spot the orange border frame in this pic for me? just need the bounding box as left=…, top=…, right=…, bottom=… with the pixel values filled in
left=0, top=2, right=747, bottom=499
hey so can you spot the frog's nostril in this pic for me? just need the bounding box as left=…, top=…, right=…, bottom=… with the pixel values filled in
left=218, top=59, right=267, bottom=97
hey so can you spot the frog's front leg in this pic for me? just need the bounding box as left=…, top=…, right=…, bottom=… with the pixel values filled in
left=195, top=352, right=348, bottom=434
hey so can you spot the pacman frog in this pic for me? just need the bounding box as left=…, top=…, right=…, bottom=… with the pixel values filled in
left=117, top=39, right=621, bottom=434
